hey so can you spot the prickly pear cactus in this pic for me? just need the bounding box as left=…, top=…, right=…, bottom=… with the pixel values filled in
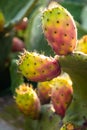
left=15, top=1, right=87, bottom=130
left=59, top=52, right=87, bottom=129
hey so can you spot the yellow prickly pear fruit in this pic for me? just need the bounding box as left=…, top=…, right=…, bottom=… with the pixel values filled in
left=14, top=83, right=41, bottom=119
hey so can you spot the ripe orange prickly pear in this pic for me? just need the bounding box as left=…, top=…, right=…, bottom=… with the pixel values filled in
left=17, top=50, right=61, bottom=82
left=37, top=81, right=52, bottom=104
left=51, top=75, right=73, bottom=118
left=14, top=83, right=41, bottom=119
left=42, top=1, right=77, bottom=55
left=76, top=35, right=87, bottom=54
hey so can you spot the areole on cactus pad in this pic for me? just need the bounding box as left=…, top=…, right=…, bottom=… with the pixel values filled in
left=42, top=1, right=77, bottom=55
left=17, top=49, right=61, bottom=82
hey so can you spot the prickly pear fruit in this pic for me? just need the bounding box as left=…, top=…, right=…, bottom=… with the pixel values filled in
left=42, top=1, right=77, bottom=55
left=51, top=75, right=73, bottom=118
left=14, top=17, right=28, bottom=30
left=14, top=83, right=41, bottom=119
left=37, top=81, right=52, bottom=104
left=60, top=123, right=75, bottom=130
left=12, top=37, right=25, bottom=52
left=17, top=50, right=61, bottom=82
left=0, top=11, right=5, bottom=32
left=76, top=35, right=87, bottom=54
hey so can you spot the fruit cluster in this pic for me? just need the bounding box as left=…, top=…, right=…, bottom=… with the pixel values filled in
left=15, top=74, right=73, bottom=120
left=14, top=1, right=86, bottom=129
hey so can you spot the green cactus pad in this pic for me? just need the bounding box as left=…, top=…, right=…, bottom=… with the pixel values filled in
left=59, top=51, right=87, bottom=126
left=38, top=104, right=62, bottom=130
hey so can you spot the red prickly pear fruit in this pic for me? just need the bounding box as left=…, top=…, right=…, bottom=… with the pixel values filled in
left=14, top=17, right=28, bottom=30
left=76, top=35, right=87, bottom=54
left=42, top=1, right=77, bottom=55
left=51, top=75, right=73, bottom=118
left=12, top=37, right=25, bottom=52
left=37, top=81, right=52, bottom=104
left=17, top=50, right=61, bottom=82
left=14, top=83, right=41, bottom=119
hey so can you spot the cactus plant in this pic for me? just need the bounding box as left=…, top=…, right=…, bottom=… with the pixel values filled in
left=0, top=0, right=87, bottom=130
left=59, top=52, right=87, bottom=129
left=14, top=1, right=87, bottom=130
left=11, top=2, right=87, bottom=130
